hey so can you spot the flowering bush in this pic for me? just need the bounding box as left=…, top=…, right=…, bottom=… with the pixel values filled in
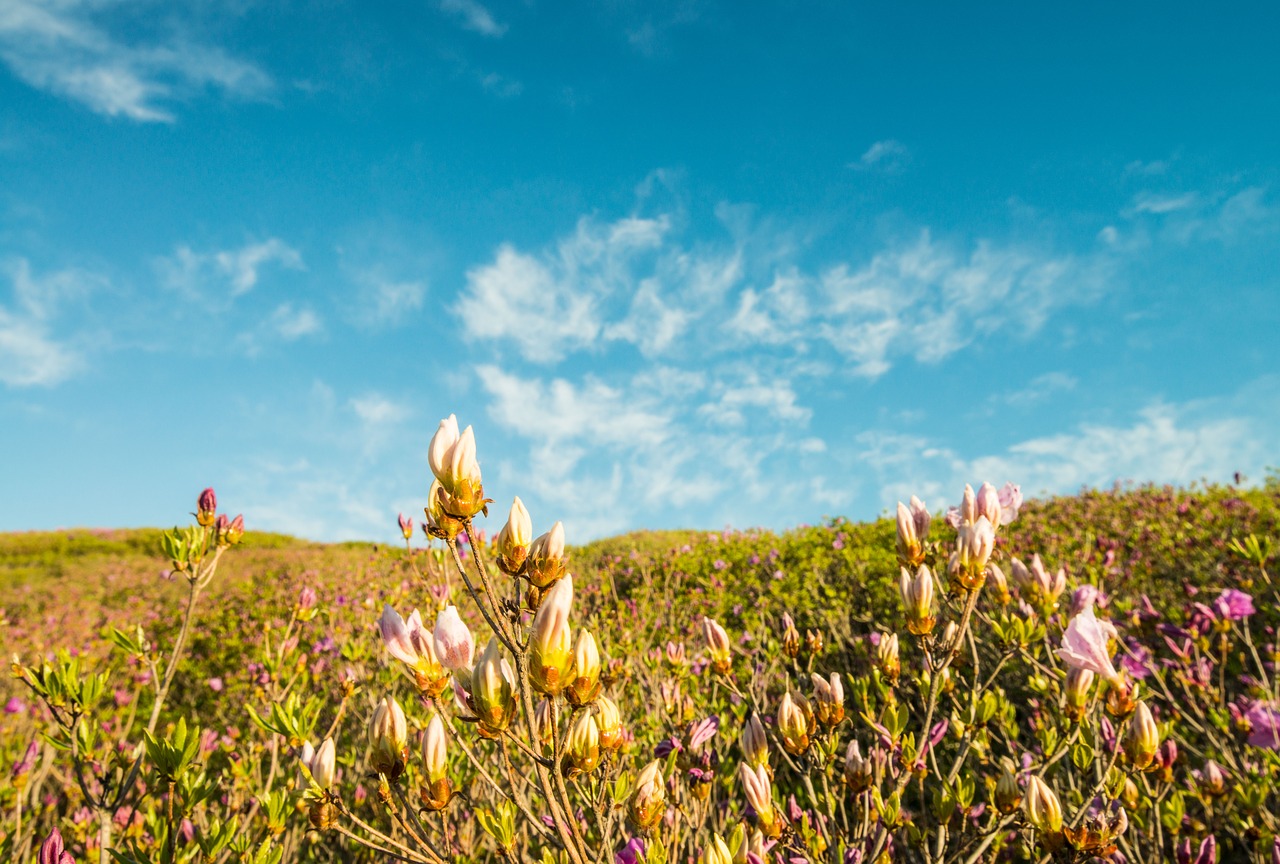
left=2, top=422, right=1279, bottom=864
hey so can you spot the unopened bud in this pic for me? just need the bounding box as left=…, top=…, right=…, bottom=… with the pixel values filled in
left=700, top=834, right=733, bottom=864
left=496, top=497, right=532, bottom=575
left=844, top=740, right=875, bottom=793
left=563, top=709, right=601, bottom=776
left=368, top=696, right=408, bottom=777
left=781, top=613, right=800, bottom=658
left=471, top=638, right=517, bottom=737
left=975, top=482, right=1002, bottom=530
left=1024, top=775, right=1062, bottom=833
left=196, top=487, right=217, bottom=526
left=433, top=605, right=475, bottom=673
left=805, top=628, right=823, bottom=655
left=740, top=713, right=769, bottom=769
left=994, top=766, right=1021, bottom=814
left=900, top=565, right=936, bottom=636
left=427, top=416, right=485, bottom=518
left=595, top=695, right=624, bottom=751
left=777, top=691, right=812, bottom=756
left=529, top=576, right=576, bottom=697
left=877, top=633, right=900, bottom=684
left=309, top=737, right=336, bottom=789
left=811, top=672, right=844, bottom=726
left=526, top=521, right=567, bottom=589
left=956, top=515, right=994, bottom=587
left=629, top=760, right=666, bottom=833
left=896, top=501, right=923, bottom=566
left=1123, top=701, right=1160, bottom=770
left=703, top=617, right=732, bottom=673
left=566, top=628, right=601, bottom=706
left=397, top=513, right=414, bottom=540
left=739, top=763, right=778, bottom=837
left=1063, top=667, right=1094, bottom=721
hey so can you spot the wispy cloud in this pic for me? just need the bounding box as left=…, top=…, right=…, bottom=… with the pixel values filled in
left=0, top=0, right=272, bottom=122
left=0, top=258, right=102, bottom=387
left=439, top=0, right=507, bottom=37
left=158, top=238, right=304, bottom=302
left=851, top=139, right=908, bottom=172
left=1128, top=191, right=1199, bottom=215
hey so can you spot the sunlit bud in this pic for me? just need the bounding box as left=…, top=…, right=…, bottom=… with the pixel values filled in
left=1199, top=760, right=1226, bottom=796
left=1029, top=554, right=1067, bottom=603
left=900, top=566, right=936, bottom=636
left=310, top=737, right=336, bottom=789
left=940, top=621, right=959, bottom=652
left=526, top=521, right=567, bottom=589
left=960, top=484, right=977, bottom=525
left=957, top=515, right=995, bottom=579
left=776, top=613, right=799, bottom=658
left=994, top=766, right=1021, bottom=814
left=530, top=576, right=576, bottom=697
left=39, top=827, right=74, bottom=864
left=777, top=691, right=811, bottom=756
left=368, top=696, right=408, bottom=777
left=427, top=414, right=460, bottom=480
left=196, top=487, right=217, bottom=527
left=909, top=495, right=931, bottom=540
left=844, top=740, right=874, bottom=792
left=423, top=478, right=463, bottom=540
left=985, top=563, right=1010, bottom=604
left=740, top=713, right=769, bottom=769
left=811, top=672, right=844, bottom=726
left=739, top=763, right=777, bottom=835
left=397, top=513, right=414, bottom=540
left=433, top=605, right=475, bottom=673
left=727, top=824, right=747, bottom=864
left=530, top=698, right=555, bottom=750
left=1064, top=667, right=1095, bottom=721
left=595, top=695, right=624, bottom=751
left=297, top=740, right=315, bottom=787
left=564, top=709, right=601, bottom=776
left=877, top=633, right=900, bottom=684
left=214, top=514, right=231, bottom=547
left=1110, top=805, right=1129, bottom=837
left=1123, top=701, right=1161, bottom=769
left=896, top=502, right=923, bottom=565
left=703, top=617, right=732, bottom=673
left=565, top=629, right=602, bottom=706
left=629, top=760, right=666, bottom=832
left=422, top=715, right=448, bottom=783
left=975, top=482, right=1002, bottom=530
left=1070, top=584, right=1099, bottom=617
left=470, top=638, right=517, bottom=737
left=805, top=628, right=824, bottom=655
left=1024, top=775, right=1063, bottom=833
left=309, top=799, right=337, bottom=831
left=700, top=834, right=733, bottom=864
left=496, top=497, right=532, bottom=575
left=225, top=514, right=245, bottom=545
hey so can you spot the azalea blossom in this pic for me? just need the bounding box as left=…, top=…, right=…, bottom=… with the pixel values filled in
left=1057, top=606, right=1121, bottom=684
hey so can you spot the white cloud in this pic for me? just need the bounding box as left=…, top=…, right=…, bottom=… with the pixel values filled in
left=351, top=393, right=410, bottom=426
left=0, top=259, right=101, bottom=387
left=270, top=304, right=322, bottom=340
left=352, top=275, right=426, bottom=327
left=158, top=238, right=304, bottom=301
left=995, top=371, right=1078, bottom=407
left=851, top=139, right=908, bottom=172
left=439, top=0, right=507, bottom=37
left=0, top=0, right=271, bottom=122
left=1129, top=191, right=1199, bottom=215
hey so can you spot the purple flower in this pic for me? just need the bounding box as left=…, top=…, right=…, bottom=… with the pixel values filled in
left=1245, top=702, right=1280, bottom=750
left=39, top=827, right=74, bottom=864
left=686, top=715, right=719, bottom=751
left=5, top=696, right=26, bottom=714
left=1057, top=607, right=1120, bottom=683
left=207, top=677, right=224, bottom=692
left=615, top=838, right=646, bottom=864
left=1212, top=589, right=1254, bottom=621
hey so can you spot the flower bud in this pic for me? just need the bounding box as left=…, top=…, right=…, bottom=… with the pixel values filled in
left=433, top=605, right=475, bottom=673
left=844, top=740, right=874, bottom=792
left=1123, top=701, right=1160, bottom=770
left=896, top=501, right=924, bottom=566
left=805, top=628, right=824, bottom=655
left=877, top=633, right=900, bottom=684
left=960, top=484, right=977, bottom=524
left=1193, top=836, right=1218, bottom=864
left=1062, top=666, right=1092, bottom=717
left=777, top=691, right=811, bottom=756
left=701, top=835, right=733, bottom=864
left=422, top=714, right=448, bottom=784
left=423, top=478, right=465, bottom=540
left=566, top=628, right=602, bottom=706
left=740, top=713, right=769, bottom=769
left=595, top=695, right=624, bottom=751
left=532, top=698, right=555, bottom=750
left=739, top=762, right=778, bottom=836
left=496, top=497, right=532, bottom=575
left=900, top=565, right=936, bottom=636
left=224, top=514, right=244, bottom=545
left=196, top=487, right=217, bottom=526
left=428, top=416, right=485, bottom=517
left=397, top=513, right=414, bottom=540
left=309, top=737, right=336, bottom=789
left=629, top=760, right=666, bottom=833
left=564, top=709, right=601, bottom=776
left=380, top=606, right=450, bottom=697
left=214, top=514, right=231, bottom=546
left=1198, top=760, right=1226, bottom=797
left=40, top=827, right=74, bottom=864
left=526, top=521, right=567, bottom=590
left=985, top=563, right=1010, bottom=604
left=994, top=766, right=1021, bottom=814
left=529, top=576, right=576, bottom=697
left=1024, top=775, right=1063, bottom=833
left=811, top=672, right=844, bottom=726
left=703, top=617, right=732, bottom=673
left=956, top=515, right=995, bottom=587
left=368, top=696, right=408, bottom=777
left=470, top=638, right=517, bottom=737
left=781, top=613, right=800, bottom=658
left=975, top=482, right=1002, bottom=530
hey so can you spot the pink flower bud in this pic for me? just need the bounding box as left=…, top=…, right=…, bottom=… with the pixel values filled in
left=909, top=495, right=931, bottom=540
left=1058, top=606, right=1120, bottom=684
left=738, top=763, right=776, bottom=830
left=1024, top=775, right=1062, bottom=833
left=40, top=826, right=74, bottom=864
left=422, top=714, right=448, bottom=783
left=740, top=713, right=769, bottom=768
left=397, top=513, right=414, bottom=540
left=433, top=605, right=474, bottom=673
left=975, top=482, right=1001, bottom=529
left=368, top=696, right=407, bottom=776
left=310, top=737, right=336, bottom=789
left=899, top=565, right=936, bottom=636
left=530, top=576, right=575, bottom=697
left=703, top=617, right=732, bottom=672
left=196, top=487, right=217, bottom=526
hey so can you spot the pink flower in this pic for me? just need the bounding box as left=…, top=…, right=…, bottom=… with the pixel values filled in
left=1212, top=589, right=1255, bottom=621
left=1057, top=607, right=1120, bottom=684
left=40, top=826, right=74, bottom=864
left=1245, top=702, right=1280, bottom=750
left=433, top=605, right=475, bottom=672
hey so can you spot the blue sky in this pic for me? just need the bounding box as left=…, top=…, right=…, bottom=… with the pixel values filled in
left=2, top=1, right=1278, bottom=543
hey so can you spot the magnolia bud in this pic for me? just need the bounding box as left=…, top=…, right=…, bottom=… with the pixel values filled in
left=629, top=760, right=666, bottom=832
left=1024, top=775, right=1062, bottom=833
left=900, top=565, right=936, bottom=636
left=994, top=766, right=1021, bottom=814
left=805, top=628, right=823, bottom=655
left=496, top=497, right=532, bottom=575
left=39, top=827, right=74, bottom=864
left=368, top=696, right=408, bottom=777
left=527, top=521, right=567, bottom=589
left=422, top=714, right=448, bottom=784
left=1123, top=701, right=1160, bottom=770
left=740, top=713, right=769, bottom=769
left=566, top=628, right=602, bottom=706
left=739, top=762, right=778, bottom=836
left=975, top=482, right=1001, bottom=530
left=701, top=835, right=733, bottom=864
left=985, top=563, right=1010, bottom=604
left=896, top=501, right=923, bottom=566
left=909, top=495, right=930, bottom=540
left=433, top=605, right=475, bottom=673
left=781, top=613, right=801, bottom=658
left=877, top=633, right=900, bottom=684
left=1064, top=667, right=1094, bottom=721
left=529, top=576, right=576, bottom=697
left=956, top=515, right=995, bottom=587
left=811, top=672, right=844, bottom=726
left=960, top=484, right=977, bottom=525
left=398, top=513, right=414, bottom=541
left=533, top=699, right=555, bottom=750
left=703, top=617, right=732, bottom=673
left=310, top=737, right=336, bottom=789
left=197, top=487, right=217, bottom=526
left=225, top=514, right=244, bottom=545
left=428, top=416, right=484, bottom=517
left=595, top=695, right=624, bottom=751
left=777, top=691, right=811, bottom=756
left=844, top=740, right=874, bottom=792
left=564, top=709, right=601, bottom=776
left=471, top=638, right=517, bottom=737
left=1199, top=760, right=1226, bottom=797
